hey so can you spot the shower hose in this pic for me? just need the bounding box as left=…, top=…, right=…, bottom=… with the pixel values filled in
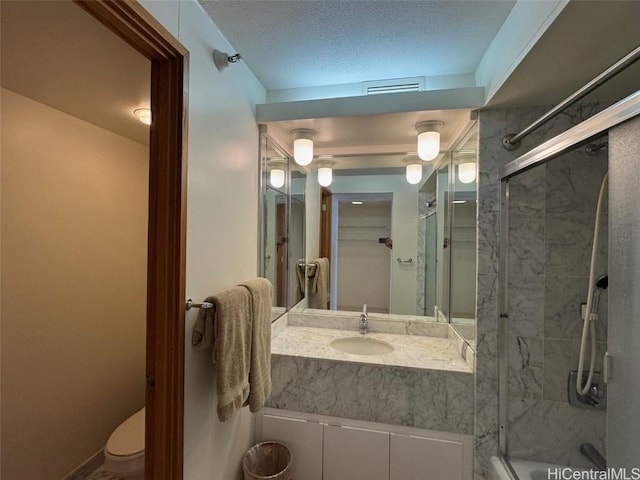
left=576, top=173, right=608, bottom=396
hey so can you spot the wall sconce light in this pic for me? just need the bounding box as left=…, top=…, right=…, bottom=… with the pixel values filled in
left=316, top=160, right=334, bottom=187
left=458, top=162, right=477, bottom=184
left=415, top=121, right=443, bottom=161
left=213, top=49, right=242, bottom=72
left=268, top=160, right=286, bottom=189
left=404, top=156, right=422, bottom=185
left=291, top=129, right=316, bottom=166
left=133, top=108, right=152, bottom=125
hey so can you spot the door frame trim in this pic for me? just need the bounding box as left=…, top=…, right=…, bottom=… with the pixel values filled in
left=74, top=2, right=188, bottom=479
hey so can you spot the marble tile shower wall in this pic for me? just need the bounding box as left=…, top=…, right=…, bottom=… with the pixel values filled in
left=507, top=152, right=607, bottom=468
left=475, top=102, right=609, bottom=479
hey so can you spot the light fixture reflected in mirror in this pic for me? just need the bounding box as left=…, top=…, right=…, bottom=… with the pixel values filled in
left=415, top=121, right=443, bottom=161
left=291, top=129, right=316, bottom=166
left=270, top=168, right=285, bottom=188
left=134, top=108, right=152, bottom=125
left=316, top=159, right=334, bottom=187
left=318, top=167, right=332, bottom=187
left=404, top=156, right=422, bottom=185
left=268, top=159, right=287, bottom=189
left=458, top=162, right=476, bottom=184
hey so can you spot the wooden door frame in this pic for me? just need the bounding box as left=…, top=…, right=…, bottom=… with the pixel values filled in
left=275, top=202, right=287, bottom=306
left=319, top=187, right=332, bottom=262
left=74, top=2, right=188, bottom=479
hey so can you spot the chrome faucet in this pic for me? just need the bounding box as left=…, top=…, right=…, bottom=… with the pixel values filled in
left=359, top=304, right=368, bottom=335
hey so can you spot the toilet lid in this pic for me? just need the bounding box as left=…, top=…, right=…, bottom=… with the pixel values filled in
left=106, top=408, right=145, bottom=457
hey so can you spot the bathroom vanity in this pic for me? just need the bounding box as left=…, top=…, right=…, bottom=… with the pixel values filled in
left=259, top=311, right=475, bottom=480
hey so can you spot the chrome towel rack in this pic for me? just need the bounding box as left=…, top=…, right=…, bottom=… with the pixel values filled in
left=185, top=298, right=214, bottom=311
left=397, top=257, right=413, bottom=264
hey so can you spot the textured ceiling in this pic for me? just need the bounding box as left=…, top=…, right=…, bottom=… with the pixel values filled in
left=6, top=0, right=638, bottom=159
left=199, top=0, right=516, bottom=91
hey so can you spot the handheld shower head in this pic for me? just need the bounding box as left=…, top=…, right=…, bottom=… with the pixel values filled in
left=595, top=274, right=608, bottom=290
left=590, top=274, right=609, bottom=314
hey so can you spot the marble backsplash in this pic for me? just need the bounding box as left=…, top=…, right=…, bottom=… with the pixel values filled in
left=287, top=310, right=446, bottom=336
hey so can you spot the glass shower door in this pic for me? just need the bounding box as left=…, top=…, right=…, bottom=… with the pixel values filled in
left=501, top=144, right=608, bottom=472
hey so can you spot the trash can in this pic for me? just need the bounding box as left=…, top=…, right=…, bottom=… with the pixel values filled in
left=242, top=441, right=292, bottom=480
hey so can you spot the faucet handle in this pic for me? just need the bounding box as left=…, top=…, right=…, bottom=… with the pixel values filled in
left=362, top=304, right=368, bottom=315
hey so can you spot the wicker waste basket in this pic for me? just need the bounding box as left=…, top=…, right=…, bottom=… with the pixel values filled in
left=242, top=441, right=292, bottom=480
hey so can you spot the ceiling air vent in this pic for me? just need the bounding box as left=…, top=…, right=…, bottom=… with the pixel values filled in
left=363, top=77, right=425, bottom=95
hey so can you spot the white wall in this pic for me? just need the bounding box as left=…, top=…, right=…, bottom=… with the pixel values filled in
left=139, top=2, right=266, bottom=479
left=263, top=189, right=279, bottom=305
left=450, top=202, right=476, bottom=317
left=330, top=174, right=418, bottom=315
left=305, top=171, right=321, bottom=261
left=288, top=199, right=305, bottom=307
left=336, top=203, right=391, bottom=312
left=450, top=173, right=477, bottom=318
left=1, top=89, right=148, bottom=479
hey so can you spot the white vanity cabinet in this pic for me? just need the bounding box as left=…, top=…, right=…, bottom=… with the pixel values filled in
left=389, top=433, right=464, bottom=480
left=323, top=424, right=389, bottom=480
left=258, top=409, right=472, bottom=480
left=262, top=414, right=323, bottom=480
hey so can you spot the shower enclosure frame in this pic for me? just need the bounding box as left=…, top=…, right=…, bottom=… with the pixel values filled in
left=496, top=90, right=640, bottom=477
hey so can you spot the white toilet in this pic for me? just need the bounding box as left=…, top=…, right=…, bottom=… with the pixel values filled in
left=104, top=408, right=145, bottom=479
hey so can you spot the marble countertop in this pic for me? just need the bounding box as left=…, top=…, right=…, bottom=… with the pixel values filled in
left=271, top=325, right=472, bottom=373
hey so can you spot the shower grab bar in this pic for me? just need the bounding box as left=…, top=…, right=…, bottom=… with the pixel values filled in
left=502, top=44, right=640, bottom=150
left=185, top=299, right=213, bottom=311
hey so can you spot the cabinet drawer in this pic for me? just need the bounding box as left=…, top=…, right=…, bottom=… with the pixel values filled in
left=390, top=433, right=464, bottom=480
left=323, top=424, right=389, bottom=480
left=262, top=414, right=323, bottom=480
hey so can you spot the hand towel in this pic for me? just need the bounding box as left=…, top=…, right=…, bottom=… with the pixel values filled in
left=239, top=277, right=273, bottom=413
left=308, top=257, right=330, bottom=309
left=191, top=286, right=252, bottom=422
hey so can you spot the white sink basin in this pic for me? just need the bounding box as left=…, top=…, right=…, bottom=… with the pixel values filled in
left=330, top=336, right=394, bottom=356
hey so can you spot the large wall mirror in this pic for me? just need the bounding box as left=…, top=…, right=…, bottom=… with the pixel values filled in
left=259, top=111, right=477, bottom=347
left=259, top=131, right=306, bottom=320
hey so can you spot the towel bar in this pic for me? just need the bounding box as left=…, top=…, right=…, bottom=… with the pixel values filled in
left=185, top=298, right=214, bottom=311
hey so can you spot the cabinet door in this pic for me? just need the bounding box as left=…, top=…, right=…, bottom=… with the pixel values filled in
left=389, top=433, right=464, bottom=480
left=323, top=424, right=389, bottom=480
left=262, top=414, right=323, bottom=480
